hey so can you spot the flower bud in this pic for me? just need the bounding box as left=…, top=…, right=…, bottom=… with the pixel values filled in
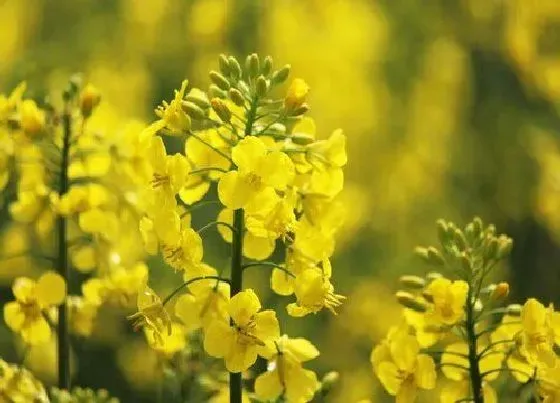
left=485, top=238, right=499, bottom=260
left=453, top=229, right=467, bottom=251
left=426, top=271, right=443, bottom=281
left=460, top=253, right=471, bottom=272
left=473, top=217, right=483, bottom=236
left=79, top=84, right=101, bottom=118
left=256, top=75, right=268, bottom=97
left=228, top=56, right=242, bottom=80
left=291, top=131, right=315, bottom=145
left=320, top=371, right=340, bottom=393
left=506, top=304, right=522, bottom=316
left=290, top=103, right=310, bottom=117
left=272, top=64, right=291, bottom=85
left=181, top=101, right=206, bottom=120
left=209, top=70, right=230, bottom=91
left=399, top=275, right=426, bottom=289
left=246, top=53, right=260, bottom=79
left=496, top=236, right=513, bottom=259
left=262, top=55, right=273, bottom=76
left=491, top=282, right=509, bottom=300
left=416, top=246, right=444, bottom=266
left=185, top=92, right=210, bottom=109
left=436, top=219, right=450, bottom=246
left=396, top=291, right=428, bottom=312
left=211, top=98, right=231, bottom=123
left=218, top=54, right=230, bottom=76
left=285, top=78, right=309, bottom=111
left=265, top=123, right=286, bottom=136
left=228, top=88, right=245, bottom=107
left=209, top=84, right=227, bottom=99
left=20, top=100, right=45, bottom=136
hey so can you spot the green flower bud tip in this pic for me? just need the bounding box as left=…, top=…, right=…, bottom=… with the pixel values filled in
left=460, top=252, right=471, bottom=272
left=209, top=70, right=230, bottom=91
left=421, top=290, right=434, bottom=303
left=262, top=55, right=273, bottom=76
left=496, top=236, right=513, bottom=259
left=472, top=216, right=483, bottom=235
left=290, top=103, right=310, bottom=117
left=425, top=271, right=442, bottom=281
left=399, top=275, right=426, bottom=289
left=396, top=291, right=427, bottom=312
left=321, top=371, right=340, bottom=392
left=246, top=53, right=260, bottom=78
left=185, top=93, right=210, bottom=109
left=228, top=56, right=242, bottom=79
left=485, top=238, right=499, bottom=260
left=436, top=219, right=450, bottom=245
left=256, top=75, right=268, bottom=97
left=272, top=64, right=291, bottom=85
left=427, top=246, right=445, bottom=266
left=291, top=131, right=315, bottom=145
left=266, top=122, right=286, bottom=136
left=218, top=54, right=230, bottom=76
left=181, top=101, right=206, bottom=120
left=228, top=88, right=245, bottom=107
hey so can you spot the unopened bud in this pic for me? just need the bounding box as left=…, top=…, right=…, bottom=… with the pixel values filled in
left=421, top=290, right=434, bottom=303
left=436, top=219, right=450, bottom=246
left=265, top=123, right=286, bottom=136
left=290, top=103, right=310, bottom=117
left=211, top=98, right=231, bottom=123
left=426, top=271, right=443, bottom=281
left=291, top=132, right=315, bottom=145
left=491, top=282, right=509, bottom=300
left=321, top=371, right=339, bottom=393
left=396, top=291, right=428, bottom=312
left=256, top=75, right=268, bottom=97
left=399, top=275, right=426, bottom=289
left=262, top=55, right=273, bottom=76
left=79, top=84, right=101, bottom=118
left=473, top=217, right=483, bottom=235
left=485, top=224, right=496, bottom=237
left=228, top=88, right=245, bottom=107
left=209, top=71, right=230, bottom=91
left=228, top=56, right=242, bottom=80
left=246, top=53, right=260, bottom=79
left=481, top=284, right=497, bottom=296
left=506, top=304, right=522, bottom=316
left=209, top=84, right=227, bottom=99
left=272, top=64, right=291, bottom=85
left=485, top=238, right=499, bottom=260
left=218, top=54, right=230, bottom=76
left=185, top=91, right=210, bottom=109
left=453, top=229, right=467, bottom=251
left=460, top=253, right=471, bottom=272
left=181, top=101, right=206, bottom=120
left=426, top=247, right=445, bottom=266
left=496, top=236, right=513, bottom=259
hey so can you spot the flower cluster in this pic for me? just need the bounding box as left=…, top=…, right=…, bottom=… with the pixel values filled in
left=131, top=53, right=347, bottom=402
left=0, top=78, right=151, bottom=391
left=371, top=217, right=560, bottom=402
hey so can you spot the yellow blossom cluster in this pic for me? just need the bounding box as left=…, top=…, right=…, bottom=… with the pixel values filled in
left=130, top=53, right=347, bottom=402
left=371, top=217, right=560, bottom=402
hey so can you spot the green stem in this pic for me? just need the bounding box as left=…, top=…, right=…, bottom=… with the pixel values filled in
left=57, top=103, right=72, bottom=390
left=229, top=208, right=244, bottom=403
left=242, top=261, right=295, bottom=277
left=466, top=285, right=484, bottom=403
left=162, top=275, right=230, bottom=306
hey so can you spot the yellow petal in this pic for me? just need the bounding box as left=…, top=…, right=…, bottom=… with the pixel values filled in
left=232, top=136, right=267, bottom=173
left=271, top=268, right=295, bottom=296
left=217, top=208, right=234, bottom=243
left=376, top=361, right=401, bottom=396
left=36, top=272, right=66, bottom=307
left=174, top=294, right=201, bottom=332
left=260, top=151, right=295, bottom=190
left=218, top=171, right=252, bottom=210
left=3, top=302, right=25, bottom=331
left=284, top=338, right=320, bottom=362
left=204, top=320, right=232, bottom=358
left=396, top=378, right=417, bottom=403
left=243, top=232, right=275, bottom=260
left=254, top=310, right=280, bottom=344
left=255, top=369, right=283, bottom=402
left=229, top=289, right=261, bottom=327
left=285, top=366, right=319, bottom=403
left=414, top=354, right=436, bottom=390
left=225, top=343, right=258, bottom=373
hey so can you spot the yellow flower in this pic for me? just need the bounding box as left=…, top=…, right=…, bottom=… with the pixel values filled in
left=307, top=128, right=347, bottom=168
left=424, top=277, right=468, bottom=326
left=286, top=260, right=345, bottom=317
left=218, top=136, right=295, bottom=211
left=371, top=324, right=436, bottom=402
left=127, top=286, right=172, bottom=346
left=0, top=359, right=49, bottom=402
left=254, top=335, right=320, bottom=403
left=441, top=342, right=504, bottom=382
left=3, top=271, right=66, bottom=345
left=148, top=135, right=190, bottom=207
left=145, top=80, right=191, bottom=136
left=285, top=78, right=309, bottom=111
left=19, top=99, right=45, bottom=135
left=440, top=380, right=496, bottom=403
left=491, top=315, right=533, bottom=382
left=161, top=227, right=204, bottom=273
left=538, top=364, right=560, bottom=403
left=67, top=296, right=98, bottom=337
left=518, top=298, right=560, bottom=367
left=145, top=322, right=187, bottom=358
left=203, top=289, right=280, bottom=373
left=0, top=82, right=26, bottom=120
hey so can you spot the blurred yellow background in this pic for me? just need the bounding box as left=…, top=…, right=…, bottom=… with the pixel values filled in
left=1, top=0, right=560, bottom=401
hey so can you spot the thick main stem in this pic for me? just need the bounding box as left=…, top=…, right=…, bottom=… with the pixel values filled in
left=229, top=208, right=244, bottom=403
left=466, top=286, right=484, bottom=403
left=57, top=106, right=72, bottom=389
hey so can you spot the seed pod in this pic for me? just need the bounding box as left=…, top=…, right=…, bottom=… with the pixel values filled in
left=399, top=275, right=426, bottom=289
left=272, top=64, right=291, bottom=85
left=256, top=75, right=268, bottom=97
left=209, top=71, right=230, bottom=91
left=262, top=55, right=273, bottom=76
left=246, top=53, right=260, bottom=79
left=228, top=56, right=242, bottom=80
left=228, top=88, right=245, bottom=107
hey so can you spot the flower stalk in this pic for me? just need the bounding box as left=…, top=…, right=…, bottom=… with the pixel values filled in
left=57, top=100, right=72, bottom=389
left=466, top=284, right=484, bottom=403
